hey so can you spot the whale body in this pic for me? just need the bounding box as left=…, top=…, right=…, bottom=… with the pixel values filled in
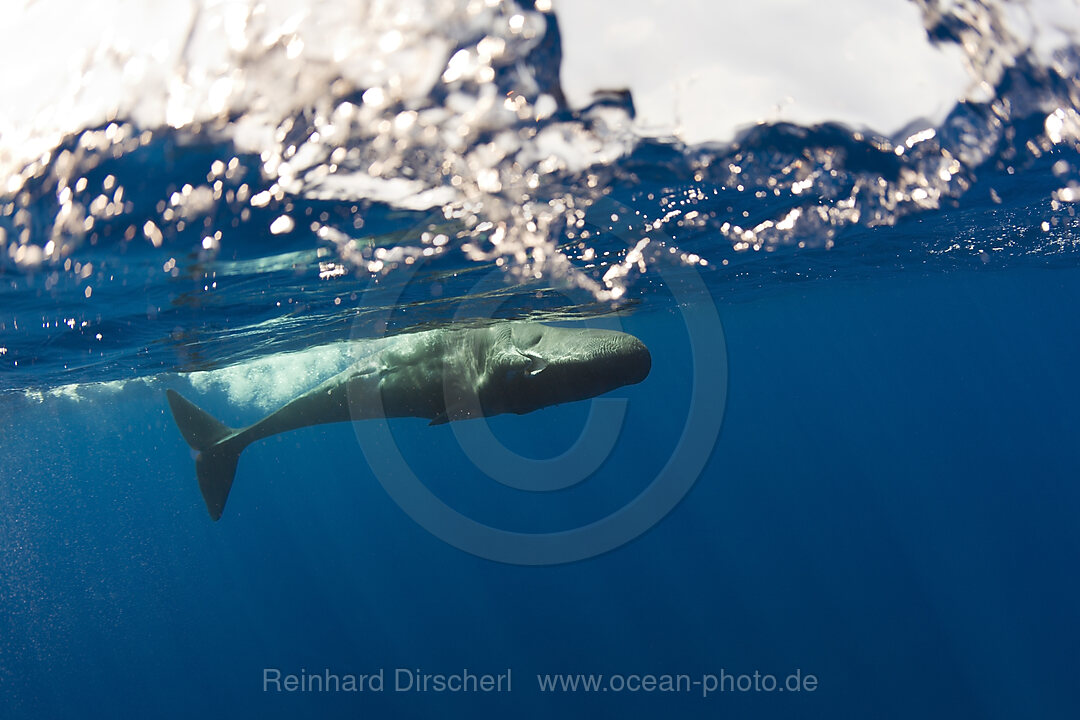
left=166, top=321, right=651, bottom=520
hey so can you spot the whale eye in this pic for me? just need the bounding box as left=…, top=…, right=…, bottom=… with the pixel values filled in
left=524, top=353, right=548, bottom=376
left=503, top=352, right=546, bottom=383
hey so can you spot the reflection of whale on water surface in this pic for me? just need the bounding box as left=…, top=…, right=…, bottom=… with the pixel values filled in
left=165, top=322, right=652, bottom=520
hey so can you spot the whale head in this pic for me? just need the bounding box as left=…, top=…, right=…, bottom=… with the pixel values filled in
left=482, top=322, right=651, bottom=416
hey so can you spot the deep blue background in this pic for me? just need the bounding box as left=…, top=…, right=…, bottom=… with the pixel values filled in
left=3, top=264, right=1079, bottom=719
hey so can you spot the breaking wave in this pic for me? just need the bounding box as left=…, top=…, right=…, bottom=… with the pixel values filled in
left=1, top=0, right=1079, bottom=392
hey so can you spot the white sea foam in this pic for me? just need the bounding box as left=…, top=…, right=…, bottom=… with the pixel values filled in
left=17, top=340, right=374, bottom=412
left=185, top=341, right=365, bottom=411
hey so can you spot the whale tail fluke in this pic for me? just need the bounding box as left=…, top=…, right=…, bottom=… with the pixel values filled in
left=166, top=389, right=244, bottom=521
left=194, top=443, right=240, bottom=521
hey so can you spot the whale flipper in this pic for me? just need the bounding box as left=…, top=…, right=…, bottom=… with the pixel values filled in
left=166, top=390, right=243, bottom=521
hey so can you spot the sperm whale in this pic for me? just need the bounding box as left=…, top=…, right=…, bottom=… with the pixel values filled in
left=166, top=322, right=651, bottom=519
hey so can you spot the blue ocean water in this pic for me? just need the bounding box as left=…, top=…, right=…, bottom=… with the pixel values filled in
left=4, top=264, right=1080, bottom=719
left=3, top=1, right=1080, bottom=718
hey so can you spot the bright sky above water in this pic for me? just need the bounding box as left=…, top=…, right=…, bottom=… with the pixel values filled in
left=556, top=0, right=972, bottom=142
